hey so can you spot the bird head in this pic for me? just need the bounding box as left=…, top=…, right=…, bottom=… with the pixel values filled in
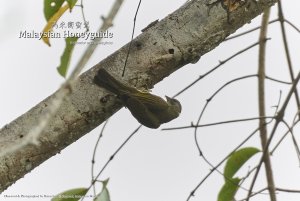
left=165, top=96, right=182, bottom=113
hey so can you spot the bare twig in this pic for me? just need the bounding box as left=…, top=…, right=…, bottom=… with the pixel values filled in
left=121, top=0, right=142, bottom=76
left=189, top=73, right=285, bottom=155
left=276, top=187, right=300, bottom=193
left=79, top=0, right=89, bottom=31
left=284, top=19, right=300, bottom=33
left=246, top=71, right=300, bottom=201
left=225, top=19, right=278, bottom=41
left=239, top=187, right=269, bottom=201
left=185, top=73, right=281, bottom=200
left=162, top=116, right=274, bottom=130
left=185, top=124, right=267, bottom=201
left=280, top=119, right=300, bottom=165
left=278, top=0, right=300, bottom=119
left=239, top=187, right=300, bottom=201
left=257, top=8, right=276, bottom=201
left=271, top=110, right=300, bottom=162
left=91, top=120, right=109, bottom=196
left=173, top=39, right=270, bottom=98
left=225, top=18, right=300, bottom=41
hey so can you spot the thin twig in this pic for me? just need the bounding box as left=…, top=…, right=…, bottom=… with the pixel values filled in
left=280, top=119, right=300, bottom=165
left=185, top=124, right=267, bottom=201
left=239, top=187, right=300, bottom=201
left=193, top=74, right=259, bottom=155
left=121, top=0, right=142, bottom=76
left=173, top=39, right=270, bottom=98
left=276, top=187, right=300, bottom=193
left=257, top=8, right=276, bottom=201
left=265, top=75, right=291, bottom=85
left=225, top=19, right=278, bottom=41
left=91, top=120, right=109, bottom=196
left=225, top=18, right=300, bottom=41
left=189, top=73, right=285, bottom=155
left=173, top=72, right=289, bottom=155
left=239, top=165, right=259, bottom=185
left=278, top=0, right=300, bottom=119
left=284, top=19, right=300, bottom=33
left=240, top=187, right=270, bottom=201
left=246, top=71, right=300, bottom=201
left=270, top=108, right=300, bottom=165
left=270, top=118, right=300, bottom=155
left=79, top=0, right=89, bottom=31
left=82, top=125, right=142, bottom=201
left=185, top=73, right=281, bottom=200
left=162, top=116, right=274, bottom=130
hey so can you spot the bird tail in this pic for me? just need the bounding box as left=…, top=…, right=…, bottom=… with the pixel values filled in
left=94, top=68, right=126, bottom=95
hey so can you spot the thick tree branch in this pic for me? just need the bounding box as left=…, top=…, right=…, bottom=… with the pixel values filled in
left=0, top=0, right=277, bottom=192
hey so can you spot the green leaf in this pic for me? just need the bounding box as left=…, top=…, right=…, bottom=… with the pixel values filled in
left=51, top=188, right=88, bottom=201
left=66, top=0, right=78, bottom=10
left=57, top=37, right=79, bottom=77
left=44, top=0, right=65, bottom=21
left=94, top=179, right=110, bottom=201
left=42, top=4, right=70, bottom=46
left=218, top=178, right=241, bottom=201
left=42, top=0, right=77, bottom=46
left=224, top=147, right=260, bottom=180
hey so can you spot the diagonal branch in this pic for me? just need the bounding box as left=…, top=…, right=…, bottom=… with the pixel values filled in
left=277, top=0, right=300, bottom=119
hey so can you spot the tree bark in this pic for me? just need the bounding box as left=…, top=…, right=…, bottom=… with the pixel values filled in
left=0, top=0, right=277, bottom=192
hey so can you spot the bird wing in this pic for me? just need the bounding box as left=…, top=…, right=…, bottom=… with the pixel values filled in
left=125, top=97, right=160, bottom=128
left=121, top=92, right=169, bottom=111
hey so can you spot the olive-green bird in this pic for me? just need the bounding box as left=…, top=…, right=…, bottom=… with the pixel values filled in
left=94, top=68, right=181, bottom=128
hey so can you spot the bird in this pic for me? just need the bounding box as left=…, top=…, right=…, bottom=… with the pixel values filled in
left=94, top=68, right=181, bottom=128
